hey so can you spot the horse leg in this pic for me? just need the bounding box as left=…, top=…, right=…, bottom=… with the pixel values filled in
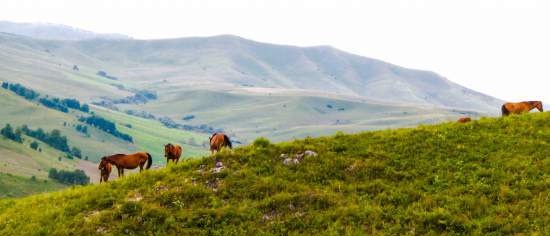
left=175, top=157, right=179, bottom=164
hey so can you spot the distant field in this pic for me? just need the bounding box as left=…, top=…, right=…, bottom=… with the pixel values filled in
left=0, top=173, right=66, bottom=198
left=119, top=89, right=469, bottom=143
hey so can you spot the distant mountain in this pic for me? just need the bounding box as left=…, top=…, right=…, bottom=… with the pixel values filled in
left=0, top=21, right=130, bottom=41
left=0, top=29, right=503, bottom=142
left=53, top=34, right=501, bottom=112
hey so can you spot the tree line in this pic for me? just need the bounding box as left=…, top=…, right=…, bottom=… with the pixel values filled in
left=79, top=115, right=133, bottom=143
left=48, top=168, right=89, bottom=185
left=1, top=123, right=83, bottom=159
left=1, top=81, right=89, bottom=113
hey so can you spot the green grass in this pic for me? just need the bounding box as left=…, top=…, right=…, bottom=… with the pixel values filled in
left=0, top=173, right=66, bottom=198
left=119, top=89, right=467, bottom=143
left=0, top=112, right=548, bottom=235
left=0, top=87, right=208, bottom=166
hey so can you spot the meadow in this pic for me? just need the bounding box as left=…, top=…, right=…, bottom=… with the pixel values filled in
left=0, top=112, right=548, bottom=235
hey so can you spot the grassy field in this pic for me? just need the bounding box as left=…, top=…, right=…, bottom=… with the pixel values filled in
left=0, top=88, right=208, bottom=165
left=0, top=173, right=66, bottom=198
left=119, top=88, right=471, bottom=143
left=0, top=112, right=547, bottom=235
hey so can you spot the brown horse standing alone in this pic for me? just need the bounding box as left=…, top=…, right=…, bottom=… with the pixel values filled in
left=164, top=143, right=183, bottom=165
left=502, top=101, right=543, bottom=116
left=457, top=117, right=472, bottom=123
left=99, top=162, right=112, bottom=183
left=99, top=152, right=152, bottom=177
left=209, top=133, right=232, bottom=154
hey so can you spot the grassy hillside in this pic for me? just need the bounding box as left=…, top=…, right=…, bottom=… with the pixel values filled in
left=0, top=173, right=66, bottom=198
left=120, top=89, right=468, bottom=142
left=0, top=88, right=207, bottom=165
left=0, top=112, right=548, bottom=235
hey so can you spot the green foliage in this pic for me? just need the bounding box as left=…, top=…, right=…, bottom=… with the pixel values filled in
left=79, top=115, right=133, bottom=143
left=48, top=168, right=89, bottom=185
left=0, top=113, right=549, bottom=235
left=21, top=125, right=71, bottom=153
left=252, top=137, right=271, bottom=148
left=1, top=124, right=23, bottom=143
left=2, top=82, right=39, bottom=100
left=29, top=141, right=39, bottom=150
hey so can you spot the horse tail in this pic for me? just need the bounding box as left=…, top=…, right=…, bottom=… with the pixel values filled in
left=145, top=153, right=153, bottom=169
left=224, top=134, right=233, bottom=149
left=501, top=104, right=509, bottom=116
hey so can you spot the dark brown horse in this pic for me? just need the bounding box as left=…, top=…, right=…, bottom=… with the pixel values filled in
left=99, top=162, right=112, bottom=183
left=164, top=143, right=183, bottom=165
left=209, top=133, right=232, bottom=154
left=99, top=152, right=152, bottom=177
left=457, top=117, right=472, bottom=123
left=502, top=101, right=543, bottom=116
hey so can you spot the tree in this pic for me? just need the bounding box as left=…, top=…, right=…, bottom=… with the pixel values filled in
left=30, top=141, right=39, bottom=150
left=1, top=124, right=22, bottom=143
left=71, top=147, right=82, bottom=159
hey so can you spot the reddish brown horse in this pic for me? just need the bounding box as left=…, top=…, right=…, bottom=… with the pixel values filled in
left=99, top=162, right=112, bottom=183
left=164, top=143, right=183, bottom=165
left=209, top=133, right=232, bottom=154
left=502, top=101, right=543, bottom=116
left=457, top=117, right=472, bottom=123
left=99, top=152, right=152, bottom=177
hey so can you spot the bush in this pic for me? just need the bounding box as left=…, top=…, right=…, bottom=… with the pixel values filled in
left=30, top=141, right=39, bottom=150
left=252, top=137, right=271, bottom=148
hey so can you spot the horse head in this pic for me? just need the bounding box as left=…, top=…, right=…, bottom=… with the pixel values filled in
left=535, top=101, right=544, bottom=112
left=98, top=157, right=108, bottom=170
left=164, top=143, right=172, bottom=157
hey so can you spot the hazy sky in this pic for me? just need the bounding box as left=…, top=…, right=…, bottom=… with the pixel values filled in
left=1, top=0, right=549, bottom=103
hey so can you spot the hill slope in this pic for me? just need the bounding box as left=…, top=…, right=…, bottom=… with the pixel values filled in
left=0, top=112, right=548, bottom=235
left=0, top=32, right=502, bottom=142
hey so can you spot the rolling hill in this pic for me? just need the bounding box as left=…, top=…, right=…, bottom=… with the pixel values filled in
left=0, top=83, right=208, bottom=196
left=0, top=112, right=547, bottom=235
left=0, top=29, right=502, bottom=143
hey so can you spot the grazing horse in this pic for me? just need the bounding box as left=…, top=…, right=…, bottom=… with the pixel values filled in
left=502, top=101, right=543, bottom=116
left=164, top=143, right=183, bottom=165
left=99, top=162, right=112, bottom=183
left=99, top=152, right=152, bottom=177
left=209, top=133, right=232, bottom=154
left=457, top=117, right=472, bottom=123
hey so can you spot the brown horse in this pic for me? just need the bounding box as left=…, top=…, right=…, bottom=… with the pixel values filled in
left=99, top=152, right=152, bottom=177
left=209, top=133, right=232, bottom=154
left=99, top=162, right=112, bottom=183
left=164, top=143, right=183, bottom=165
left=502, top=101, right=543, bottom=116
left=457, top=117, right=472, bottom=123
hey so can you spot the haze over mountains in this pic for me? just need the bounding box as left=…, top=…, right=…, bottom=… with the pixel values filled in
left=0, top=22, right=502, bottom=142
left=0, top=21, right=130, bottom=41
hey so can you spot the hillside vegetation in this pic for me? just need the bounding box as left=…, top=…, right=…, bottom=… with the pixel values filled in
left=0, top=112, right=548, bottom=235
